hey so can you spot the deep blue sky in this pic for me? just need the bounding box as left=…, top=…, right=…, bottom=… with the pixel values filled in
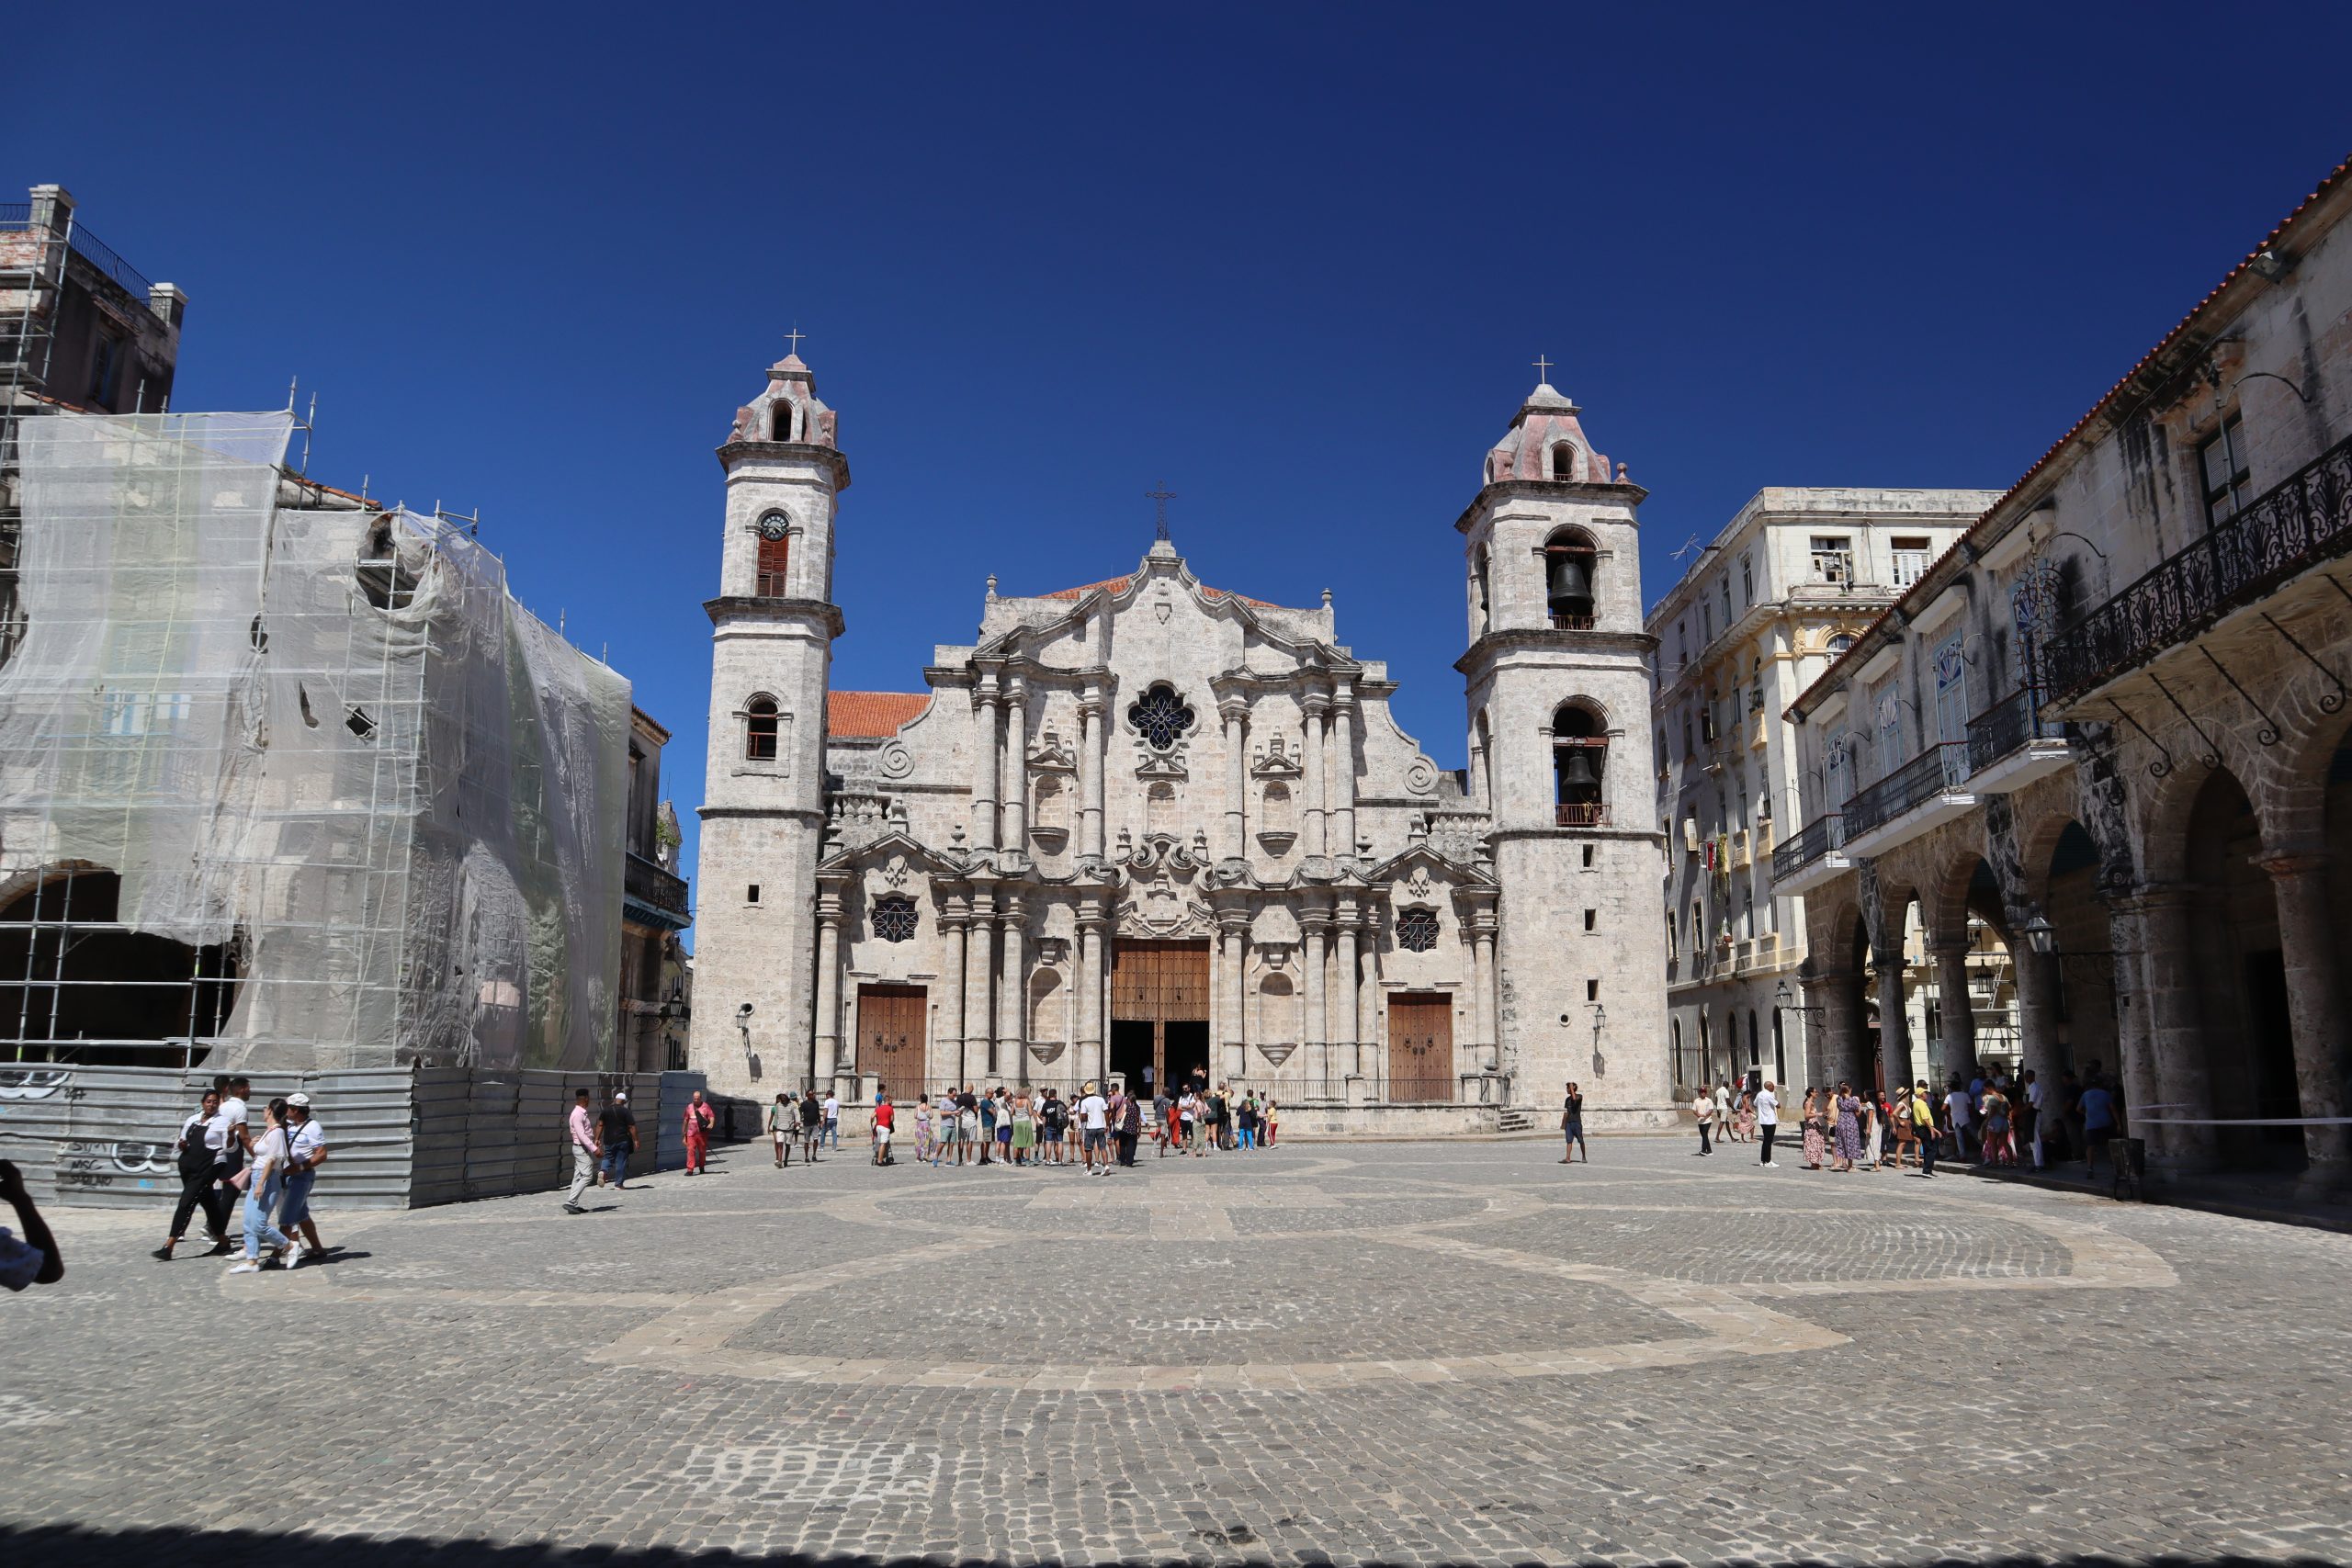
left=14, top=3, right=2351, bottom=899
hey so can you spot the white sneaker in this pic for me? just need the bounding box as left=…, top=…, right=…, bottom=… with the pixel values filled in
left=283, top=1247, right=306, bottom=1269
left=228, top=1260, right=262, bottom=1274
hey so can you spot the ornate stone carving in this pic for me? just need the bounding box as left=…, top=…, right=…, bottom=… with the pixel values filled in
left=876, top=740, right=915, bottom=779
left=1404, top=755, right=1440, bottom=795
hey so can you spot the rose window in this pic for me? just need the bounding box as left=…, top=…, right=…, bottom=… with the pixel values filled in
left=1127, top=682, right=1196, bottom=751
left=872, top=895, right=918, bottom=943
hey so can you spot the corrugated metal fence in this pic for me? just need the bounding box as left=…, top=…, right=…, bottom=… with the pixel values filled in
left=0, top=1063, right=711, bottom=1211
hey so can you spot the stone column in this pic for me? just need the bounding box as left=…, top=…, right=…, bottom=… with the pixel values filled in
left=2014, top=942, right=2068, bottom=1122
left=1303, top=695, right=1329, bottom=859
left=939, top=901, right=968, bottom=1089
left=997, top=892, right=1026, bottom=1085
left=1303, top=908, right=1330, bottom=1089
left=1333, top=902, right=1361, bottom=1079
left=966, top=888, right=997, bottom=1084
left=1221, top=909, right=1250, bottom=1084
left=1356, top=909, right=1381, bottom=1071
left=2104, top=891, right=2163, bottom=1159
left=1875, top=944, right=1911, bottom=1094
left=1930, top=940, right=1975, bottom=1091
left=2137, top=886, right=2217, bottom=1168
left=1076, top=897, right=1106, bottom=1085
left=970, top=677, right=1001, bottom=852
left=1078, top=690, right=1106, bottom=862
left=1331, top=682, right=1358, bottom=860
left=1815, top=967, right=1864, bottom=1091
left=1221, top=699, right=1249, bottom=861
left=812, top=889, right=844, bottom=1087
left=2258, top=852, right=2352, bottom=1182
left=1001, top=676, right=1029, bottom=853
left=1470, top=913, right=1498, bottom=1074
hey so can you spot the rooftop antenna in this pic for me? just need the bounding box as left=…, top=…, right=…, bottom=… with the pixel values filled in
left=360, top=473, right=371, bottom=502
left=1670, top=535, right=1704, bottom=560
left=1146, top=479, right=1177, bottom=543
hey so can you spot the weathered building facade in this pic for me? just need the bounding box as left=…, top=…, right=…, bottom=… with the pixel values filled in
left=1649, top=489, right=1995, bottom=1095
left=1781, top=157, right=2352, bottom=1188
left=695, top=361, right=1673, bottom=1129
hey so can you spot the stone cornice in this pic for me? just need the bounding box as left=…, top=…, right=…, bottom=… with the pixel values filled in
left=697, top=805, right=827, bottom=825
left=706, top=596, right=845, bottom=637
left=715, top=438, right=852, bottom=490
left=1453, top=477, right=1647, bottom=535
left=1453, top=626, right=1656, bottom=674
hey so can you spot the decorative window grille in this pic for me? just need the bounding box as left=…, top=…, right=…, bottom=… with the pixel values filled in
left=1127, top=682, right=1195, bottom=751
left=872, top=895, right=918, bottom=942
left=1396, top=907, right=1441, bottom=952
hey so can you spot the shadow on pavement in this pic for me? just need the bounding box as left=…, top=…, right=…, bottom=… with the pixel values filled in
left=0, top=1524, right=2336, bottom=1568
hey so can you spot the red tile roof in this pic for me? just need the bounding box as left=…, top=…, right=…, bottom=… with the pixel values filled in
left=1038, top=574, right=1277, bottom=608
left=828, top=691, right=930, bottom=738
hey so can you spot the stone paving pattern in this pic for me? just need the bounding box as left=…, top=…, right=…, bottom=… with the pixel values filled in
left=6, top=1138, right=2350, bottom=1566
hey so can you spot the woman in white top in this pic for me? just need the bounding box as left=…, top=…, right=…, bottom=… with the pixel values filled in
left=231, top=1098, right=295, bottom=1273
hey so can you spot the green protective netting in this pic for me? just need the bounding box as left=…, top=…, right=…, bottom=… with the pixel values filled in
left=0, top=412, right=628, bottom=1070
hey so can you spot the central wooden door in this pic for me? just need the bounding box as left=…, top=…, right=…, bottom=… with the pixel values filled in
left=1110, top=941, right=1210, bottom=1095
left=857, top=984, right=927, bottom=1096
left=1387, top=992, right=1454, bottom=1102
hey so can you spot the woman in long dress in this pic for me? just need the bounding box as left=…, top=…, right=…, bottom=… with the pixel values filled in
left=1831, top=1081, right=1863, bottom=1172
left=1801, top=1089, right=1826, bottom=1169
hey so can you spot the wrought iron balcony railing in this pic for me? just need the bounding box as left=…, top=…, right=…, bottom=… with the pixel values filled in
left=1844, top=742, right=1970, bottom=838
left=624, top=851, right=691, bottom=924
left=1554, top=801, right=1610, bottom=828
left=1770, top=813, right=1842, bottom=880
left=1965, top=684, right=2063, bottom=773
left=2042, top=430, right=2352, bottom=703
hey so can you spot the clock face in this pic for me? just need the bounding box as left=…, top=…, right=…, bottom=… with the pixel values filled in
left=758, top=515, right=788, bottom=541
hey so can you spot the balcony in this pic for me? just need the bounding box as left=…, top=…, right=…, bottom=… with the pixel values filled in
left=624, top=851, right=692, bottom=931
left=1548, top=612, right=1596, bottom=630
left=1841, top=741, right=1976, bottom=858
left=2042, top=430, right=2352, bottom=705
left=1555, top=802, right=1610, bottom=828
left=1964, top=684, right=2073, bottom=792
left=1771, top=812, right=1848, bottom=894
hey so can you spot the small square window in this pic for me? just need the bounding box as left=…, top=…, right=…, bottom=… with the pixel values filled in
left=1582, top=908, right=1596, bottom=931
left=747, top=884, right=761, bottom=904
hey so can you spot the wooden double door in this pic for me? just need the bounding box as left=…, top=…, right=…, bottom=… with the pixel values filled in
left=1387, top=992, right=1454, bottom=1102
left=858, top=984, right=926, bottom=1094
left=1110, top=941, right=1210, bottom=1096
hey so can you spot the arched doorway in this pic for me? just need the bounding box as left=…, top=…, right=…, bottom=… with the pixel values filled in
left=2183, top=769, right=2302, bottom=1168
left=0, top=868, right=241, bottom=1066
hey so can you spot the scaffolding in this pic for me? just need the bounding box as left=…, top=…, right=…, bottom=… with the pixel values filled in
left=0, top=411, right=629, bottom=1073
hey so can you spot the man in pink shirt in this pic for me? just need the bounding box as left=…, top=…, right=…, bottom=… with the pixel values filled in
left=562, top=1088, right=600, bottom=1214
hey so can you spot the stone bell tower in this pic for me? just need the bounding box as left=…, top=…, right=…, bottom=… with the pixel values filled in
left=1455, top=375, right=1673, bottom=1124
left=694, top=352, right=848, bottom=1098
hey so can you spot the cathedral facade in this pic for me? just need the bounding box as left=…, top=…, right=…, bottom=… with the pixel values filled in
left=694, top=354, right=1672, bottom=1130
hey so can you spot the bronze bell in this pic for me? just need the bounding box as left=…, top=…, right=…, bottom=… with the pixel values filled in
left=1548, top=551, right=1592, bottom=604
left=1557, top=746, right=1600, bottom=789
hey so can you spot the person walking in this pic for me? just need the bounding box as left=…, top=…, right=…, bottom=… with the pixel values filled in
left=230, top=1098, right=297, bottom=1270
left=821, top=1089, right=842, bottom=1150
left=561, top=1088, right=601, bottom=1215
left=2079, top=1074, right=2120, bottom=1178
left=1115, top=1085, right=1142, bottom=1168
left=1909, top=1080, right=1939, bottom=1178
left=683, top=1089, right=716, bottom=1175
left=600, top=1091, right=639, bottom=1186
left=768, top=1093, right=795, bottom=1168
left=872, top=1094, right=897, bottom=1166
left=799, top=1088, right=825, bottom=1163
left=1944, top=1077, right=1974, bottom=1165
left=1981, top=1080, right=2015, bottom=1166
left=1756, top=1079, right=1780, bottom=1167
left=2018, top=1067, right=2044, bottom=1168
left=1690, top=1084, right=1714, bottom=1156
left=1830, top=1080, right=1862, bottom=1173
left=1713, top=1079, right=1735, bottom=1144
left=1800, top=1089, right=1826, bottom=1169
left=913, top=1096, right=935, bottom=1164
left=1884, top=1087, right=1918, bottom=1173
left=277, top=1094, right=329, bottom=1264
left=1561, top=1081, right=1588, bottom=1164
left=1262, top=1095, right=1279, bottom=1149
left=156, top=1088, right=233, bottom=1261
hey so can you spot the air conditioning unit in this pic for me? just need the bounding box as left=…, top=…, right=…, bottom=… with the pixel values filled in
left=1682, top=818, right=1701, bottom=853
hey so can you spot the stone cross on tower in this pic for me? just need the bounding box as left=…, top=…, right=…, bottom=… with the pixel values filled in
left=1532, top=353, right=1554, bottom=383
left=1146, top=480, right=1177, bottom=543
left=784, top=324, right=806, bottom=356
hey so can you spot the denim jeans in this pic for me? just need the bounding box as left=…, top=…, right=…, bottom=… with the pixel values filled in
left=243, top=1170, right=289, bottom=1259
left=602, top=1145, right=631, bottom=1185
left=1919, top=1128, right=1939, bottom=1176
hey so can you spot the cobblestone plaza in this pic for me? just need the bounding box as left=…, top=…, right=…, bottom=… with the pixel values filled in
left=7, top=1138, right=2349, bottom=1566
